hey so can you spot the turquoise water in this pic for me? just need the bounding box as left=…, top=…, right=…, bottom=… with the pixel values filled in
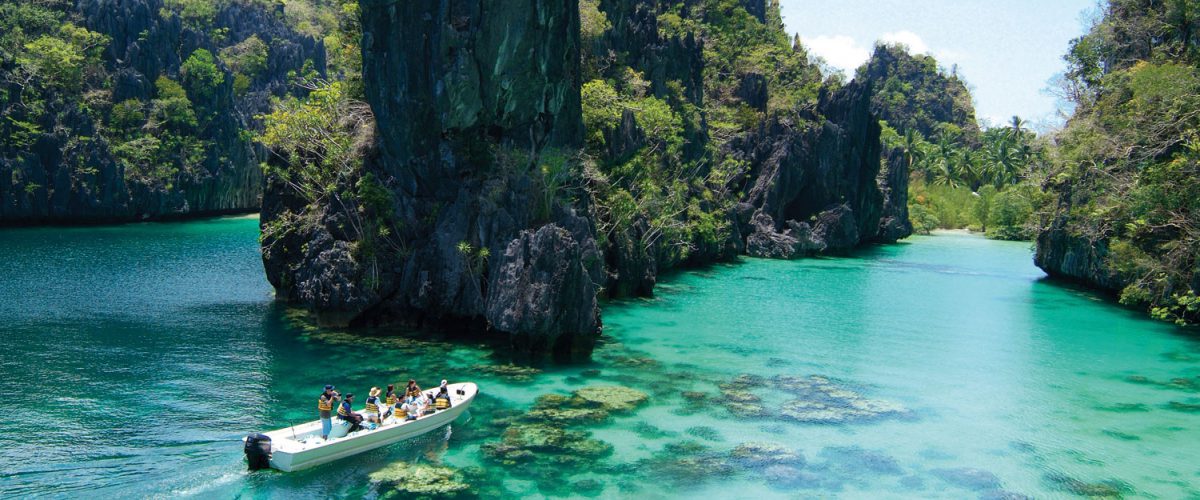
left=1, top=218, right=1198, bottom=498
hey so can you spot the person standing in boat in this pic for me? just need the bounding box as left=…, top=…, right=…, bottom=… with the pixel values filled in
left=364, top=387, right=383, bottom=427
left=317, top=384, right=340, bottom=440
left=337, top=393, right=364, bottom=433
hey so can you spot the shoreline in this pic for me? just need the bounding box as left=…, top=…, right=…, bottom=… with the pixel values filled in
left=0, top=209, right=260, bottom=229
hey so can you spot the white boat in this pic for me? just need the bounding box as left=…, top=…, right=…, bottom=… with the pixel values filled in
left=245, top=382, right=477, bottom=472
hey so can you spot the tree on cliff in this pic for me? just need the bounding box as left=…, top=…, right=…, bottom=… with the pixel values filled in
left=1039, top=0, right=1200, bottom=324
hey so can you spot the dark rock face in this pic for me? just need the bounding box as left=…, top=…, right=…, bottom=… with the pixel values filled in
left=601, top=0, right=705, bottom=104
left=732, top=82, right=886, bottom=256
left=264, top=0, right=911, bottom=358
left=263, top=0, right=601, bottom=359
left=605, top=110, right=647, bottom=163
left=487, top=225, right=600, bottom=357
left=0, top=0, right=323, bottom=224
left=745, top=212, right=824, bottom=259
left=875, top=147, right=913, bottom=243
left=737, top=73, right=770, bottom=112
left=739, top=0, right=768, bottom=23
left=604, top=217, right=657, bottom=296
left=1034, top=215, right=1124, bottom=293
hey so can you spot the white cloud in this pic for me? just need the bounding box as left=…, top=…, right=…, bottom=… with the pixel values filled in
left=802, top=31, right=968, bottom=76
left=801, top=35, right=871, bottom=75
left=880, top=30, right=967, bottom=67
left=880, top=30, right=930, bottom=55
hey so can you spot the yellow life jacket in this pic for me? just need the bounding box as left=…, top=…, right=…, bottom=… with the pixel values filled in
left=365, top=397, right=380, bottom=414
left=385, top=391, right=398, bottom=406
left=406, top=386, right=421, bottom=397
left=337, top=402, right=350, bottom=418
left=318, top=395, right=333, bottom=412
left=434, top=396, right=450, bottom=410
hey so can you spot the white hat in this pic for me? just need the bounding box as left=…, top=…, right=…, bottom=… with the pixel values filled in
left=440, top=379, right=448, bottom=386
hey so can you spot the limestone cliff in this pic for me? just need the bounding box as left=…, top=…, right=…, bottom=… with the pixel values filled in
left=261, top=0, right=602, bottom=359
left=735, top=82, right=886, bottom=258
left=0, top=0, right=323, bottom=224
left=261, top=0, right=912, bottom=357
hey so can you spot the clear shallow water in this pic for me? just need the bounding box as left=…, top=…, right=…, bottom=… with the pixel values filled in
left=1, top=219, right=1198, bottom=498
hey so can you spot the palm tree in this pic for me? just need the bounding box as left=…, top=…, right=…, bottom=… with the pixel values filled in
left=1008, top=115, right=1027, bottom=143
left=984, top=139, right=1020, bottom=187
left=958, top=149, right=982, bottom=191
left=901, top=129, right=928, bottom=180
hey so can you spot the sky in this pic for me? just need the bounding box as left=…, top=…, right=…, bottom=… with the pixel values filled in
left=779, top=0, right=1098, bottom=129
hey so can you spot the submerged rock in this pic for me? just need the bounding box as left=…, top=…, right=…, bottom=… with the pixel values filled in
left=731, top=442, right=805, bottom=468
left=574, top=386, right=649, bottom=412
left=685, top=426, right=724, bottom=442
left=481, top=423, right=613, bottom=466
left=638, top=441, right=733, bottom=487
left=470, top=364, right=542, bottom=383
left=1043, top=472, right=1131, bottom=498
left=816, top=446, right=904, bottom=476
left=1166, top=401, right=1200, bottom=413
left=930, top=467, right=1002, bottom=491
left=773, top=374, right=908, bottom=424
left=369, top=461, right=473, bottom=498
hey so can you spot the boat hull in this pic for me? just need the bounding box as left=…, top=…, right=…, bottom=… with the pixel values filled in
left=257, top=383, right=477, bottom=472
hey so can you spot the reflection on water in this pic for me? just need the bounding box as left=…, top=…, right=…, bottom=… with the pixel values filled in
left=0, top=220, right=1198, bottom=498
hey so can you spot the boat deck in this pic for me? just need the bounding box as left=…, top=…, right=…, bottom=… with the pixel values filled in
left=263, top=383, right=477, bottom=455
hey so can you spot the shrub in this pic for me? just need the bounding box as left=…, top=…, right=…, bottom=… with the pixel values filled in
left=181, top=49, right=226, bottom=99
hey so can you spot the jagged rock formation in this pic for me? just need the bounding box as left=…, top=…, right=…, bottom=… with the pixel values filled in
left=1035, top=216, right=1124, bottom=293
left=588, top=0, right=908, bottom=296
left=262, top=0, right=914, bottom=357
left=875, top=146, right=913, bottom=243
left=262, top=0, right=602, bottom=359
left=858, top=43, right=979, bottom=144
left=0, top=0, right=323, bottom=224
left=733, top=82, right=885, bottom=258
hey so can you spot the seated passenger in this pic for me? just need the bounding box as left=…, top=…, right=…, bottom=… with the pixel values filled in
left=400, top=396, right=420, bottom=421
left=383, top=384, right=398, bottom=421
left=364, top=387, right=383, bottom=427
left=433, top=382, right=452, bottom=411
left=336, top=394, right=364, bottom=433
left=414, top=391, right=431, bottom=417
left=405, top=379, right=422, bottom=398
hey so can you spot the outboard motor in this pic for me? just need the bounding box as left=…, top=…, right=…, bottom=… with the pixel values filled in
left=244, top=433, right=272, bottom=471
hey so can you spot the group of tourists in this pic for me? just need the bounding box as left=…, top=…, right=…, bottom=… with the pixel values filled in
left=316, top=379, right=454, bottom=439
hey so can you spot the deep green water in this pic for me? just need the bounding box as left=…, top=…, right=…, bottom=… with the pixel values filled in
left=1, top=217, right=1198, bottom=499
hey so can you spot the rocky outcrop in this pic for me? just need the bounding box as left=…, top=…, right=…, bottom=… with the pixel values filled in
left=263, top=0, right=601, bottom=359
left=264, top=0, right=912, bottom=358
left=601, top=0, right=705, bottom=104
left=1034, top=215, right=1124, bottom=293
left=859, top=44, right=980, bottom=145
left=0, top=0, right=323, bottom=224
left=733, top=81, right=886, bottom=256
left=487, top=225, right=600, bottom=356
left=874, top=147, right=913, bottom=243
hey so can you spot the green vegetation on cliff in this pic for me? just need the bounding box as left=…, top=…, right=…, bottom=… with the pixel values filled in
left=579, top=0, right=826, bottom=268
left=1037, top=0, right=1200, bottom=324
left=0, top=0, right=324, bottom=222
left=855, top=43, right=1050, bottom=241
